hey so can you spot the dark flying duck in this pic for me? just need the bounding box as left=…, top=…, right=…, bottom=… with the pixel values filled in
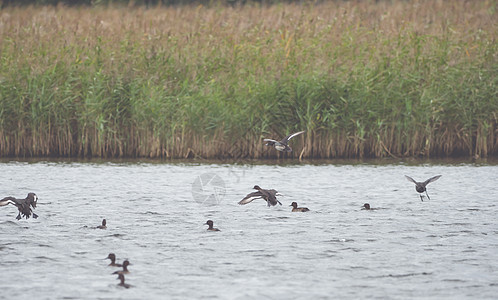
left=0, top=193, right=38, bottom=220
left=405, top=175, right=442, bottom=201
left=238, top=185, right=282, bottom=207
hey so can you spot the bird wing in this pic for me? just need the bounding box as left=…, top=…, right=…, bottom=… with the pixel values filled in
left=263, top=139, right=278, bottom=146
left=424, top=175, right=442, bottom=185
left=0, top=197, right=32, bottom=218
left=258, top=188, right=275, bottom=200
left=238, top=191, right=264, bottom=205
left=282, top=131, right=305, bottom=143
left=0, top=197, right=19, bottom=207
left=404, top=175, right=418, bottom=184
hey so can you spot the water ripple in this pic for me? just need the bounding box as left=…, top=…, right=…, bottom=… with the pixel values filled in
left=1, top=161, right=497, bottom=299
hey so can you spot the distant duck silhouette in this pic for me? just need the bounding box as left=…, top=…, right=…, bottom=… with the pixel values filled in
left=238, top=185, right=282, bottom=207
left=362, top=203, right=379, bottom=210
left=290, top=202, right=309, bottom=212
left=264, top=131, right=305, bottom=152
left=0, top=193, right=38, bottom=220
left=405, top=175, right=442, bottom=201
left=204, top=220, right=220, bottom=231
left=112, top=260, right=131, bottom=275
left=105, top=253, right=122, bottom=267
left=117, top=274, right=132, bottom=289
left=96, top=219, right=107, bottom=229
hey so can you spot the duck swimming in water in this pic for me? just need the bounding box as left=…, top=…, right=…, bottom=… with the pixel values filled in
left=264, top=131, right=305, bottom=152
left=361, top=203, right=379, bottom=210
left=96, top=219, right=107, bottom=229
left=238, top=185, right=282, bottom=207
left=112, top=260, right=131, bottom=275
left=0, top=193, right=38, bottom=220
left=405, top=175, right=442, bottom=201
left=204, top=220, right=220, bottom=231
left=105, top=253, right=122, bottom=267
left=116, top=274, right=132, bottom=289
left=290, top=202, right=309, bottom=212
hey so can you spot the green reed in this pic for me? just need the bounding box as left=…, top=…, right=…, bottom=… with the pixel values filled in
left=0, top=1, right=496, bottom=158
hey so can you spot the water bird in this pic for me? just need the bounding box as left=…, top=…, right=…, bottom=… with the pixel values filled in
left=405, top=175, right=442, bottom=201
left=361, top=203, right=378, bottom=210
left=117, top=274, right=132, bottom=289
left=0, top=193, right=38, bottom=220
left=96, top=219, right=107, bottom=229
left=112, top=260, right=131, bottom=275
left=264, top=131, right=305, bottom=152
left=290, top=202, right=309, bottom=212
left=105, top=253, right=122, bottom=267
left=204, top=220, right=220, bottom=231
left=238, top=185, right=282, bottom=207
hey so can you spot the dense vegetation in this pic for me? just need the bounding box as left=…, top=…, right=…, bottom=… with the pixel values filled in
left=1, top=0, right=283, bottom=7
left=0, top=1, right=496, bottom=159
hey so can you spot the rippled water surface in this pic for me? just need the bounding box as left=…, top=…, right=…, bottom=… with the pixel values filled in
left=1, top=159, right=498, bottom=299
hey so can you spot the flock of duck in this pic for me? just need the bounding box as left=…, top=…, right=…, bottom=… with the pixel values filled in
left=1, top=131, right=443, bottom=288
left=105, top=253, right=132, bottom=288
left=85, top=221, right=135, bottom=287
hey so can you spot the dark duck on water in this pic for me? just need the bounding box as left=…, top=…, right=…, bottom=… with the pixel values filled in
left=238, top=185, right=282, bottom=207
left=264, top=131, right=305, bottom=152
left=96, top=219, right=107, bottom=229
left=290, top=202, right=309, bottom=212
left=405, top=175, right=442, bottom=201
left=362, top=203, right=378, bottom=210
left=204, top=220, right=220, bottom=231
left=0, top=193, right=38, bottom=220
left=117, top=274, right=131, bottom=289
left=105, top=253, right=122, bottom=267
left=112, top=260, right=131, bottom=275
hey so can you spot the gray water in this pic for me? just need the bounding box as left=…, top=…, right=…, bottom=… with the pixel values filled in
left=1, top=159, right=497, bottom=299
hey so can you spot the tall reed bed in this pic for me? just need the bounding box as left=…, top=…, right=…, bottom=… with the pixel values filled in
left=0, top=1, right=496, bottom=158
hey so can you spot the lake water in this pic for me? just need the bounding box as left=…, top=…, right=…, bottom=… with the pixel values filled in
left=1, top=159, right=497, bottom=299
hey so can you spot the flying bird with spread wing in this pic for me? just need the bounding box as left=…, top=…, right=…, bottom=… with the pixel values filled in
left=263, top=131, right=305, bottom=152
left=239, top=185, right=282, bottom=207
left=405, top=175, right=442, bottom=201
left=0, top=193, right=39, bottom=220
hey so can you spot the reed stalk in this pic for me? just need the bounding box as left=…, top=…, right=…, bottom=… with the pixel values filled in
left=0, top=1, right=496, bottom=158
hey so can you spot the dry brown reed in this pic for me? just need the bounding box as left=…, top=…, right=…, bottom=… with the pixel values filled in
left=0, top=1, right=496, bottom=159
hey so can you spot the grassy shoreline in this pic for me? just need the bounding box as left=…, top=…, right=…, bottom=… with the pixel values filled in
left=0, top=1, right=496, bottom=159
